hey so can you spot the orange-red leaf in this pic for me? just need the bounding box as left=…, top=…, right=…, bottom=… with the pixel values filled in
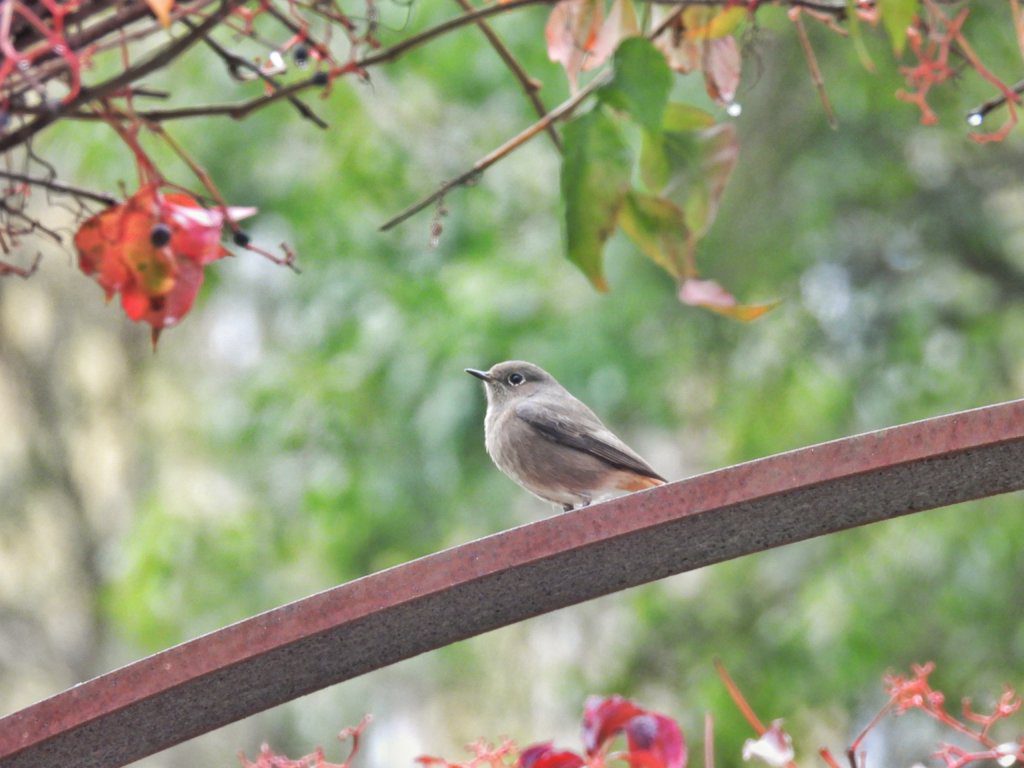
left=74, top=184, right=256, bottom=338
left=587, top=0, right=639, bottom=72
left=546, top=0, right=604, bottom=90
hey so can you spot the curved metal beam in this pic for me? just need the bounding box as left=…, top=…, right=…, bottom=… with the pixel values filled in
left=2, top=399, right=1024, bottom=768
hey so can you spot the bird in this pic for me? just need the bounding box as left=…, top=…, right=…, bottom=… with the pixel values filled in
left=466, top=361, right=667, bottom=511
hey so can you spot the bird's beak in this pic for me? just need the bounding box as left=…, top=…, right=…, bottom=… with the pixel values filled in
left=465, top=368, right=493, bottom=382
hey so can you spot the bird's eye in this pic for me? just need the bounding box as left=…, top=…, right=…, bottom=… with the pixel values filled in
left=507, top=372, right=525, bottom=386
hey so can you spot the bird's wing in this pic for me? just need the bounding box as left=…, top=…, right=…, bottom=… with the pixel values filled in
left=514, top=397, right=666, bottom=482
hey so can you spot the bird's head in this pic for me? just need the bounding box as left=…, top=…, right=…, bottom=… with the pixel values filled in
left=465, top=360, right=558, bottom=407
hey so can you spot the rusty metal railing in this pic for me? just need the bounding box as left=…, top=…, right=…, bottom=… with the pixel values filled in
left=2, top=399, right=1023, bottom=768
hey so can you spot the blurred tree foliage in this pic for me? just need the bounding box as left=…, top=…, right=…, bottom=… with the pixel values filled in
left=2, top=1, right=1023, bottom=766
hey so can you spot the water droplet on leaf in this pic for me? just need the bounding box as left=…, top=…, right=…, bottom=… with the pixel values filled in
left=726, top=101, right=742, bottom=117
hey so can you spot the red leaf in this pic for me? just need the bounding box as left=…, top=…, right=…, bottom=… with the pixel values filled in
left=702, top=36, right=741, bottom=104
left=120, top=255, right=204, bottom=328
left=519, top=743, right=586, bottom=768
left=546, top=0, right=604, bottom=90
left=678, top=278, right=779, bottom=321
left=73, top=183, right=257, bottom=338
left=586, top=0, right=639, bottom=72
left=582, top=696, right=646, bottom=756
left=625, top=714, right=686, bottom=768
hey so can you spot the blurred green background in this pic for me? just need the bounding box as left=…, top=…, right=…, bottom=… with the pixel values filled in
left=1, top=2, right=1023, bottom=766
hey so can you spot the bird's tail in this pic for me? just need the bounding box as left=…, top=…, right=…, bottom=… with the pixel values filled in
left=615, top=473, right=666, bottom=492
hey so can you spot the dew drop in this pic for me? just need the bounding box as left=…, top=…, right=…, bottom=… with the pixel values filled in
left=726, top=101, right=742, bottom=118
left=966, top=111, right=984, bottom=127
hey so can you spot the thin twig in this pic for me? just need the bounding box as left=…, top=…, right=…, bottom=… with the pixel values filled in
left=969, top=77, right=1024, bottom=121
left=0, top=169, right=117, bottom=204
left=379, top=71, right=608, bottom=232
left=185, top=17, right=329, bottom=129
left=452, top=0, right=561, bottom=151
left=714, top=658, right=767, bottom=736
left=357, top=0, right=556, bottom=68
left=379, top=3, right=690, bottom=231
left=0, top=199, right=63, bottom=241
left=790, top=7, right=838, bottom=129
left=0, top=0, right=243, bottom=154
left=0, top=251, right=42, bottom=277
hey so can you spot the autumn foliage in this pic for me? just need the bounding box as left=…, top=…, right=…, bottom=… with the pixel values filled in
left=1, top=0, right=1022, bottom=338
left=74, top=184, right=255, bottom=343
left=240, top=668, right=1024, bottom=768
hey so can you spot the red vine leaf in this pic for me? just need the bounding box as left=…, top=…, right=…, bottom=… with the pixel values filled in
left=702, top=36, right=741, bottom=105
left=518, top=744, right=585, bottom=768
left=546, top=0, right=605, bottom=90
left=74, top=183, right=255, bottom=342
left=581, top=695, right=687, bottom=768
left=587, top=0, right=640, bottom=73
left=624, top=713, right=687, bottom=768
left=678, top=278, right=779, bottom=321
left=582, top=696, right=647, bottom=756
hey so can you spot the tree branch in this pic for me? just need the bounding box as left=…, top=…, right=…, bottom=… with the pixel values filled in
left=185, top=17, right=329, bottom=129
left=969, top=77, right=1024, bottom=122
left=379, top=71, right=608, bottom=232
left=452, top=0, right=562, bottom=151
left=378, top=5, right=690, bottom=232
left=0, top=169, right=117, bottom=204
left=0, top=0, right=243, bottom=154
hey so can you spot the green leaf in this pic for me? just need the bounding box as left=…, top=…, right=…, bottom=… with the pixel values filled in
left=663, top=103, right=716, bottom=132
left=597, top=37, right=673, bottom=132
left=669, top=123, right=739, bottom=241
left=618, top=192, right=689, bottom=278
left=640, top=104, right=715, bottom=193
left=640, top=121, right=738, bottom=260
left=846, top=0, right=877, bottom=72
left=561, top=107, right=633, bottom=291
left=879, top=0, right=917, bottom=55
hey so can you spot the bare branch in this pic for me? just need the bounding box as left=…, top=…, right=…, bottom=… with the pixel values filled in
left=969, top=77, right=1024, bottom=122
left=790, top=8, right=838, bottom=129
left=184, top=18, right=329, bottom=129
left=452, top=0, right=562, bottom=151
left=0, top=169, right=117, bottom=204
left=0, top=0, right=243, bottom=154
left=379, top=72, right=608, bottom=232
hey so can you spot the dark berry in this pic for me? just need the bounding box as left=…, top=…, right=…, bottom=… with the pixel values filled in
left=232, top=230, right=251, bottom=247
left=293, top=45, right=310, bottom=65
left=312, top=70, right=329, bottom=86
left=150, top=223, right=172, bottom=247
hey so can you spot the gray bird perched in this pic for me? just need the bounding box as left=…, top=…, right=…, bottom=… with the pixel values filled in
left=466, top=361, right=667, bottom=511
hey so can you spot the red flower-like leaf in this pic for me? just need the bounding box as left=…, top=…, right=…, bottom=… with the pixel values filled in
left=625, top=714, right=686, bottom=768
left=519, top=743, right=586, bottom=768
left=581, top=696, right=687, bottom=768
left=74, top=183, right=255, bottom=341
left=582, top=696, right=646, bottom=756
